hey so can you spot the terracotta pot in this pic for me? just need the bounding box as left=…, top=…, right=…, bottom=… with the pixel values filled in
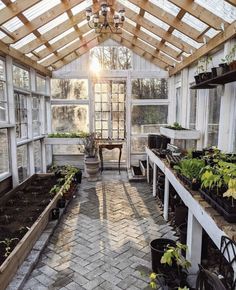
left=229, top=60, right=236, bottom=71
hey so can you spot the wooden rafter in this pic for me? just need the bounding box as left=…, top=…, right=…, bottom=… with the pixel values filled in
left=123, top=22, right=181, bottom=61
left=168, top=0, right=228, bottom=30
left=169, top=20, right=236, bottom=75
left=113, top=2, right=194, bottom=54
left=111, top=34, right=167, bottom=70
left=2, top=0, right=84, bottom=44
left=121, top=30, right=176, bottom=67
left=224, top=0, right=236, bottom=7
left=0, top=0, right=41, bottom=26
left=128, top=0, right=207, bottom=43
left=0, top=39, right=51, bottom=76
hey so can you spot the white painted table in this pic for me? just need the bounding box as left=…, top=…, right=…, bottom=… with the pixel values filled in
left=146, top=146, right=236, bottom=275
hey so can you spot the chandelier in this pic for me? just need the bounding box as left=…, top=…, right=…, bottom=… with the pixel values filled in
left=85, top=2, right=125, bottom=34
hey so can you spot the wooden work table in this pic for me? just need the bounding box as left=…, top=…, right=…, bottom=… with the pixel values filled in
left=146, top=146, right=236, bottom=275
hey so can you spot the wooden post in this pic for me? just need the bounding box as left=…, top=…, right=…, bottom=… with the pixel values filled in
left=163, top=176, right=169, bottom=221
left=147, top=154, right=150, bottom=183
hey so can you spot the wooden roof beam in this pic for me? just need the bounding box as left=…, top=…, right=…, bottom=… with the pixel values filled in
left=128, top=0, right=207, bottom=43
left=0, top=39, right=51, bottom=76
left=169, top=20, right=236, bottom=76
left=113, top=2, right=194, bottom=54
left=0, top=0, right=41, bottom=26
left=224, top=0, right=236, bottom=7
left=168, top=0, right=228, bottom=30
left=2, top=0, right=85, bottom=44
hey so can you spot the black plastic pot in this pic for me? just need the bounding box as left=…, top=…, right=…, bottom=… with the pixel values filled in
left=175, top=205, right=188, bottom=227
left=199, top=72, right=212, bottom=82
left=57, top=198, right=66, bottom=208
left=194, top=74, right=201, bottom=84
left=150, top=238, right=176, bottom=273
left=219, top=63, right=229, bottom=74
left=51, top=208, right=60, bottom=220
left=211, top=67, right=223, bottom=78
left=75, top=170, right=82, bottom=183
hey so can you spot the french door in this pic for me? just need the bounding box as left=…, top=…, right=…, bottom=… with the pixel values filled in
left=94, top=80, right=126, bottom=140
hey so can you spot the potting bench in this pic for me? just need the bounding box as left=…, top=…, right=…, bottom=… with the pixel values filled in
left=146, top=146, right=236, bottom=277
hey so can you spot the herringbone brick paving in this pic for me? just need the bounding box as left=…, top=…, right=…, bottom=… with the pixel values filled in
left=22, top=171, right=177, bottom=290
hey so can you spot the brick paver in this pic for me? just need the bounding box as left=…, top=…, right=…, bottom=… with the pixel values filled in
left=22, top=171, right=177, bottom=290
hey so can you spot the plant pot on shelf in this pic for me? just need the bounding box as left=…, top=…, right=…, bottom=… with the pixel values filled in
left=194, top=74, right=201, bottom=84
left=211, top=67, right=223, bottom=77
left=229, top=60, right=236, bottom=71
left=219, top=63, right=229, bottom=74
left=199, top=72, right=212, bottom=82
left=84, top=156, right=100, bottom=181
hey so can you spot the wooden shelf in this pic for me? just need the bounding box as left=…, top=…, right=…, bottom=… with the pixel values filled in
left=190, top=69, right=236, bottom=89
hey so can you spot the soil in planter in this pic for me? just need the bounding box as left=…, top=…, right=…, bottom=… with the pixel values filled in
left=0, top=174, right=59, bottom=266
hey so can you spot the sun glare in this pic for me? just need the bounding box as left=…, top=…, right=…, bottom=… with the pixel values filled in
left=90, top=56, right=101, bottom=74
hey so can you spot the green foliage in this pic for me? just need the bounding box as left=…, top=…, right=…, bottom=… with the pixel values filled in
left=196, top=55, right=213, bottom=73
left=166, top=122, right=186, bottom=130
left=223, top=179, right=236, bottom=206
left=161, top=242, right=191, bottom=270
left=48, top=131, right=89, bottom=138
left=221, top=45, right=236, bottom=64
left=174, top=158, right=205, bottom=182
left=0, top=238, right=19, bottom=257
left=201, top=170, right=223, bottom=191
left=178, top=287, right=190, bottom=290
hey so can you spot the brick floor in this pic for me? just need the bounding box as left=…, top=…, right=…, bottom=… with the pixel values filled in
left=22, top=171, right=177, bottom=290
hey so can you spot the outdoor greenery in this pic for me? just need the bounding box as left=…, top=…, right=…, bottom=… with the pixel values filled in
left=48, top=132, right=89, bottom=138
left=165, top=122, right=186, bottom=130
left=174, top=158, right=205, bottom=183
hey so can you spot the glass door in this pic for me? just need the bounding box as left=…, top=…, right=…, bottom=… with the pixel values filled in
left=94, top=80, right=126, bottom=140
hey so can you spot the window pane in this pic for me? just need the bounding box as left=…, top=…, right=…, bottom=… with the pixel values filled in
left=132, top=78, right=168, bottom=99
left=15, top=92, right=28, bottom=140
left=36, top=75, right=46, bottom=93
left=32, top=96, right=40, bottom=137
left=0, top=81, right=7, bottom=122
left=207, top=87, right=222, bottom=147
left=176, top=87, right=181, bottom=123
left=51, top=79, right=88, bottom=99
left=132, top=105, right=168, bottom=134
left=51, top=105, right=89, bottom=132
left=34, top=141, right=41, bottom=173
left=17, top=145, right=28, bottom=183
left=13, top=65, right=30, bottom=89
left=0, top=59, right=5, bottom=81
left=131, top=136, right=148, bottom=153
left=0, top=129, right=9, bottom=175
left=189, top=86, right=197, bottom=129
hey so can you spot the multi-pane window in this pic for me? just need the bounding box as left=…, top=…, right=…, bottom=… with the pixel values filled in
left=0, top=59, right=7, bottom=122
left=132, top=78, right=168, bottom=99
left=15, top=92, right=28, bottom=140
left=32, top=96, right=41, bottom=136
left=36, top=75, right=46, bottom=93
left=0, top=129, right=9, bottom=177
left=51, top=79, right=88, bottom=99
left=207, top=87, right=222, bottom=147
left=94, top=81, right=125, bottom=139
left=17, top=145, right=28, bottom=183
left=90, top=47, right=132, bottom=70
left=13, top=65, right=30, bottom=90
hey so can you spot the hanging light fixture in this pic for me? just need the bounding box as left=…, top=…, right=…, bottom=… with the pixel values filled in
left=85, top=2, right=125, bottom=34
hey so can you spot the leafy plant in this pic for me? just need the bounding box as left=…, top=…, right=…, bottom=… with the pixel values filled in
left=166, top=122, right=186, bottom=130
left=196, top=55, right=213, bottom=74
left=0, top=238, right=19, bottom=257
left=83, top=132, right=99, bottom=157
left=221, top=45, right=236, bottom=65
left=223, top=179, right=236, bottom=207
left=201, top=170, right=223, bottom=192
left=174, top=158, right=205, bottom=182
left=48, top=131, right=89, bottom=138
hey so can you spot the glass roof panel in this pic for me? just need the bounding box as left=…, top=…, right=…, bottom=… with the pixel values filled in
left=3, top=17, right=24, bottom=32
left=71, top=0, right=92, bottom=15
left=172, top=30, right=202, bottom=49
left=34, top=45, right=47, bottom=53
left=0, top=31, right=6, bottom=39
left=140, top=27, right=162, bottom=42
left=118, top=0, right=140, bottom=14
left=23, top=0, right=61, bottom=21
left=195, top=0, right=236, bottom=23
left=38, top=13, right=69, bottom=34
left=149, top=0, right=180, bottom=17
left=205, top=28, right=219, bottom=38
left=49, top=28, right=75, bottom=45
left=0, top=1, right=6, bottom=11
left=144, top=12, right=170, bottom=30
left=11, top=33, right=37, bottom=49
left=181, top=13, right=207, bottom=32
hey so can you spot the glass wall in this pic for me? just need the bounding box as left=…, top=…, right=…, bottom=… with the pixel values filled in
left=189, top=87, right=197, bottom=129
left=13, top=65, right=30, bottom=90
left=34, top=141, right=41, bottom=173
left=0, top=59, right=7, bottom=123
left=17, top=145, right=28, bottom=183
left=132, top=78, right=168, bottom=99
left=15, top=92, right=28, bottom=140
left=32, top=96, right=41, bottom=137
left=36, top=75, right=46, bottom=93
left=0, top=129, right=9, bottom=176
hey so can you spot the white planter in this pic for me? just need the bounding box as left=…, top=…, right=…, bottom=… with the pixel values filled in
left=44, top=138, right=84, bottom=145
left=160, top=127, right=201, bottom=140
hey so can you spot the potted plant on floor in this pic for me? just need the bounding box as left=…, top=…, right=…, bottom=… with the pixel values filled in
left=83, top=132, right=100, bottom=181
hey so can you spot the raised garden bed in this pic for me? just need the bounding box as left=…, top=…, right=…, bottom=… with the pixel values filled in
left=0, top=172, right=78, bottom=290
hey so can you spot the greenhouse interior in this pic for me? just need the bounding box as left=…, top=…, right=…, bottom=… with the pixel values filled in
left=0, top=0, right=236, bottom=289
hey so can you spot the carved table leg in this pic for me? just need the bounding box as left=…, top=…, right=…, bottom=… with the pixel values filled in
left=99, top=147, right=103, bottom=172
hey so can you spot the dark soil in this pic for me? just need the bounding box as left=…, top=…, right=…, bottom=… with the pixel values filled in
left=0, top=175, right=58, bottom=266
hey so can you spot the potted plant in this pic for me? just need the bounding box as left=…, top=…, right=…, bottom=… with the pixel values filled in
left=160, top=123, right=201, bottom=140
left=83, top=132, right=100, bottom=181
left=220, top=44, right=236, bottom=72
left=195, top=56, right=213, bottom=83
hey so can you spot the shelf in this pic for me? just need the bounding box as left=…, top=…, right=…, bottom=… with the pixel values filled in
left=190, top=68, right=236, bottom=89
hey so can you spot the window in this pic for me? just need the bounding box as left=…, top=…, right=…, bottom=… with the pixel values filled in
left=131, top=105, right=168, bottom=134
left=94, top=81, right=126, bottom=139
left=0, top=129, right=9, bottom=177
left=36, top=75, right=46, bottom=93
left=189, top=87, right=197, bottom=129
left=132, top=78, right=168, bottom=99
left=51, top=79, right=88, bottom=99
left=131, top=136, right=148, bottom=153
left=176, top=87, right=181, bottom=123
left=15, top=92, right=28, bottom=140
left=34, top=141, right=41, bottom=173
left=207, top=87, right=222, bottom=147
left=90, top=47, right=132, bottom=70
left=17, top=145, right=28, bottom=183
left=13, top=65, right=30, bottom=89
left=32, top=96, right=41, bottom=137
left=0, top=59, right=7, bottom=122
left=51, top=105, right=89, bottom=133
left=44, top=97, right=50, bottom=134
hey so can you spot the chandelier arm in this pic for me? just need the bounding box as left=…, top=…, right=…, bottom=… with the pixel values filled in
left=87, top=21, right=95, bottom=29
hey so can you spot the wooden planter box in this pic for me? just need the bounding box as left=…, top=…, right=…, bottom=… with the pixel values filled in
left=44, top=138, right=84, bottom=145
left=160, top=127, right=201, bottom=140
left=0, top=174, right=73, bottom=290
